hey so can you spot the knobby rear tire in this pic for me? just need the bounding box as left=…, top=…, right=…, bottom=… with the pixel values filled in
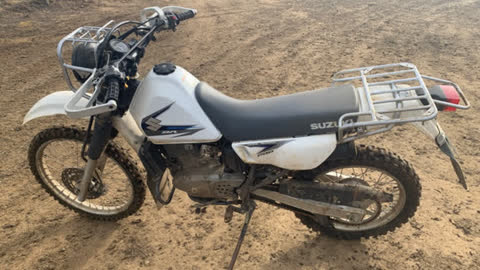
left=295, top=144, right=421, bottom=239
left=28, top=126, right=146, bottom=221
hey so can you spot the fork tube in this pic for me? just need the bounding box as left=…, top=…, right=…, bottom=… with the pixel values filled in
left=77, top=113, right=113, bottom=202
left=77, top=158, right=98, bottom=202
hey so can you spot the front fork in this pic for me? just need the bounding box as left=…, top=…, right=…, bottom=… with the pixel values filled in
left=77, top=113, right=114, bottom=201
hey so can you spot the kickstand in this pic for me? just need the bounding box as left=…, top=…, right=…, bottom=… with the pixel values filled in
left=227, top=200, right=256, bottom=270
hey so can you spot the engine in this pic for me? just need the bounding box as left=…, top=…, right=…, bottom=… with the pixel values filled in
left=163, top=144, right=245, bottom=200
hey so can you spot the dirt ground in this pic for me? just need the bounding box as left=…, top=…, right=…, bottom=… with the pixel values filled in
left=1, top=0, right=479, bottom=269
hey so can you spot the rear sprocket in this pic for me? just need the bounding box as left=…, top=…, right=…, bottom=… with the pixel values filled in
left=294, top=144, right=421, bottom=239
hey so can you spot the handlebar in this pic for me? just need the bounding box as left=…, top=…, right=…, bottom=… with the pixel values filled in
left=176, top=10, right=196, bottom=21
left=61, top=6, right=197, bottom=118
left=113, top=7, right=196, bottom=65
left=140, top=6, right=196, bottom=29
left=105, top=77, right=120, bottom=103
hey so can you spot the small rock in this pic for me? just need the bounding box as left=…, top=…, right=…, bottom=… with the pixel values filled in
left=2, top=224, right=16, bottom=230
left=410, top=219, right=424, bottom=230
left=409, top=249, right=425, bottom=260
left=131, top=219, right=142, bottom=224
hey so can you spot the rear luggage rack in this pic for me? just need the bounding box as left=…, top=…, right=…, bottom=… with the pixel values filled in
left=332, top=63, right=470, bottom=142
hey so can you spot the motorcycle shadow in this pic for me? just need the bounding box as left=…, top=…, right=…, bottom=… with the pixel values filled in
left=261, top=235, right=371, bottom=270
left=56, top=216, right=121, bottom=268
left=5, top=214, right=120, bottom=269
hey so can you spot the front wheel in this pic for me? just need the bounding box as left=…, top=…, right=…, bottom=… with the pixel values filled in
left=28, top=126, right=146, bottom=221
left=295, top=145, right=421, bottom=239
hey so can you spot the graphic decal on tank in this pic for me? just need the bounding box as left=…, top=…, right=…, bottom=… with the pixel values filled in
left=246, top=140, right=292, bottom=157
left=141, top=102, right=204, bottom=137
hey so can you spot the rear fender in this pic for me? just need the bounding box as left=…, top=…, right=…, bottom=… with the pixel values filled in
left=23, top=91, right=88, bottom=124
left=411, top=120, right=467, bottom=189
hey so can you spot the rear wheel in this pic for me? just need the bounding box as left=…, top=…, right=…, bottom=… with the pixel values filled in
left=295, top=145, right=421, bottom=239
left=28, top=126, right=145, bottom=221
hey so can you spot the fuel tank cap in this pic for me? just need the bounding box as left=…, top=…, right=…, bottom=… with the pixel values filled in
left=153, top=62, right=176, bottom=75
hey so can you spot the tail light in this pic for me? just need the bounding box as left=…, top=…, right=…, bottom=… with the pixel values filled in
left=428, top=85, right=460, bottom=111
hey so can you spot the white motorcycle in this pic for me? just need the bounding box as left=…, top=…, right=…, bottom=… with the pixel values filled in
left=23, top=6, right=471, bottom=269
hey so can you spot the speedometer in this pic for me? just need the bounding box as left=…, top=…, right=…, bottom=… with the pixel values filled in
left=109, top=39, right=130, bottom=54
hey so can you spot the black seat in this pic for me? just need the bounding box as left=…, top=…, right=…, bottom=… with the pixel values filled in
left=195, top=82, right=359, bottom=141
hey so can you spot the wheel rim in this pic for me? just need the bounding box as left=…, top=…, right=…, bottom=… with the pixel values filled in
left=35, top=139, right=135, bottom=216
left=316, top=165, right=406, bottom=232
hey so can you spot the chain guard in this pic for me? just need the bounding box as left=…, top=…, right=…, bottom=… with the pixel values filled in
left=279, top=177, right=388, bottom=224
left=280, top=178, right=392, bottom=205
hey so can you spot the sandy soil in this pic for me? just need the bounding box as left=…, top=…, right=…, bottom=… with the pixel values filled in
left=1, top=0, right=479, bottom=269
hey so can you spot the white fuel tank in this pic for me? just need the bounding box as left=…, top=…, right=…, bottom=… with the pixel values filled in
left=129, top=65, right=222, bottom=144
left=232, top=134, right=337, bottom=170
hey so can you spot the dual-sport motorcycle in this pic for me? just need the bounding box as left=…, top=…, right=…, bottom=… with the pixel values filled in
left=23, top=6, right=471, bottom=269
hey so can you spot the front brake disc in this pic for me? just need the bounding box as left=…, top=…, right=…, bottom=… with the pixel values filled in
left=61, top=168, right=105, bottom=199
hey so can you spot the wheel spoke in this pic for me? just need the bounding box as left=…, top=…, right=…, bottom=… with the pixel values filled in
left=374, top=172, right=385, bottom=187
left=295, top=146, right=418, bottom=239
left=36, top=134, right=136, bottom=215
left=360, top=168, right=369, bottom=180
left=312, top=165, right=406, bottom=229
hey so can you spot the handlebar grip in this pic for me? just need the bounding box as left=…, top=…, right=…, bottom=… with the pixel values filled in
left=176, top=10, right=196, bottom=21
left=106, top=78, right=120, bottom=103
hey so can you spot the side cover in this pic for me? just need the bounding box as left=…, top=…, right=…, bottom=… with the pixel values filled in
left=232, top=134, right=337, bottom=170
left=129, top=65, right=222, bottom=144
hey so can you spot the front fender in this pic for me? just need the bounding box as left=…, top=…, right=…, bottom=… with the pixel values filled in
left=23, top=91, right=88, bottom=124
